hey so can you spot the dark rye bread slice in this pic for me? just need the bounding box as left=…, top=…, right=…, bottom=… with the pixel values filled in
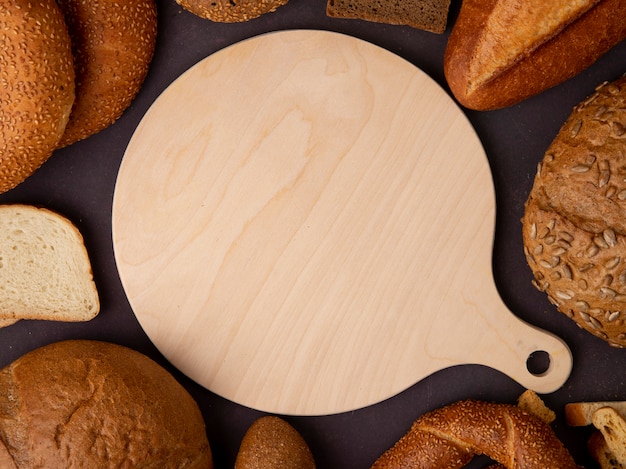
left=326, top=0, right=451, bottom=34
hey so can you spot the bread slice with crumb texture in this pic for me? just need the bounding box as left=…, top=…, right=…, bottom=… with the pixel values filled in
left=0, top=205, right=99, bottom=323
left=326, top=0, right=451, bottom=34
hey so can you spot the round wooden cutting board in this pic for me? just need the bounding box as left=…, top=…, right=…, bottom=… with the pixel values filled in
left=112, top=30, right=572, bottom=415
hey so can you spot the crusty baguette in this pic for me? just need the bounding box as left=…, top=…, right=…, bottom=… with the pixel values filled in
left=0, top=340, right=212, bottom=467
left=589, top=431, right=625, bottom=469
left=443, top=0, right=626, bottom=110
left=0, top=205, right=99, bottom=323
left=566, top=401, right=626, bottom=426
left=593, top=407, right=626, bottom=465
left=370, top=399, right=577, bottom=468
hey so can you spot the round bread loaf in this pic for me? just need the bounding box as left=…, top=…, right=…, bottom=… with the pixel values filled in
left=0, top=340, right=213, bottom=468
left=176, top=0, right=289, bottom=22
left=56, top=0, right=158, bottom=147
left=0, top=0, right=75, bottom=194
left=522, top=74, right=626, bottom=348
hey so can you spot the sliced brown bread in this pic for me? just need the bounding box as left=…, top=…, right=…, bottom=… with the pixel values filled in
left=326, top=0, right=451, bottom=34
left=0, top=205, right=99, bottom=323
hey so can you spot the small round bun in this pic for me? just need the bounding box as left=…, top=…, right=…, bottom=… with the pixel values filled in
left=235, top=416, right=315, bottom=469
left=176, top=0, right=289, bottom=22
left=0, top=0, right=75, bottom=194
left=522, top=75, right=626, bottom=348
left=56, top=0, right=158, bottom=147
left=0, top=340, right=213, bottom=468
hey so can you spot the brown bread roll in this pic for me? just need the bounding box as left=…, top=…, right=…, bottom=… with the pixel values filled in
left=56, top=0, right=158, bottom=147
left=235, top=416, right=316, bottom=469
left=370, top=399, right=577, bottom=468
left=522, top=75, right=626, bottom=348
left=444, top=0, right=626, bottom=110
left=176, top=0, right=289, bottom=22
left=0, top=340, right=213, bottom=468
left=0, top=0, right=75, bottom=194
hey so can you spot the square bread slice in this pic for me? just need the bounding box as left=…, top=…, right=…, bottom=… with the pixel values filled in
left=593, top=407, right=626, bottom=466
left=566, top=402, right=626, bottom=426
left=326, top=0, right=451, bottom=34
left=0, top=205, right=99, bottom=324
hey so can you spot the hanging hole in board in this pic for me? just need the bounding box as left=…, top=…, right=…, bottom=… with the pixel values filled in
left=526, top=350, right=551, bottom=376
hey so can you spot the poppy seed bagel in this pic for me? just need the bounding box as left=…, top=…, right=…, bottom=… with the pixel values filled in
left=0, top=0, right=75, bottom=194
left=56, top=0, right=158, bottom=147
left=176, top=0, right=289, bottom=22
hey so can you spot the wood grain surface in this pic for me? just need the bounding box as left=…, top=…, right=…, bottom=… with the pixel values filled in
left=112, top=30, right=572, bottom=415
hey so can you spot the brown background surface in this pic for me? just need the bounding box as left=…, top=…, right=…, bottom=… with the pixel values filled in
left=1, top=1, right=626, bottom=467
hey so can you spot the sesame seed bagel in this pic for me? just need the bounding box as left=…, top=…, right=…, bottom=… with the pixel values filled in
left=56, top=0, right=158, bottom=147
left=0, top=0, right=75, bottom=194
left=371, top=399, right=577, bottom=468
left=522, top=74, right=626, bottom=348
left=176, top=0, right=289, bottom=22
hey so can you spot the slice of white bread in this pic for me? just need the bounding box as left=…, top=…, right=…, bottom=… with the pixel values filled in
left=0, top=205, right=99, bottom=323
left=566, top=401, right=626, bottom=426
left=593, top=407, right=626, bottom=466
left=589, top=431, right=625, bottom=469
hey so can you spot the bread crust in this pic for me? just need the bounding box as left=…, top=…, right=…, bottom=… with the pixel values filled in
left=0, top=340, right=213, bottom=468
left=177, top=0, right=289, bottom=22
left=522, top=75, right=626, bottom=348
left=56, top=0, right=158, bottom=147
left=0, top=0, right=75, bottom=193
left=370, top=399, right=577, bottom=468
left=444, top=0, right=626, bottom=110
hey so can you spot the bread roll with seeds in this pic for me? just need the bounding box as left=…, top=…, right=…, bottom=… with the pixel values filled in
left=56, top=0, right=157, bottom=147
left=0, top=0, right=75, bottom=194
left=370, top=399, right=577, bottom=468
left=176, top=0, right=289, bottom=22
left=522, top=74, right=626, bottom=348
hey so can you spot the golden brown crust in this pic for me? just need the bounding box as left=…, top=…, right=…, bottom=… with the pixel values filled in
left=56, top=0, right=158, bottom=147
left=444, top=0, right=626, bottom=110
left=370, top=400, right=577, bottom=469
left=0, top=340, right=213, bottom=468
left=0, top=0, right=75, bottom=193
left=522, top=75, right=626, bottom=348
left=176, top=0, right=289, bottom=22
left=235, top=416, right=315, bottom=469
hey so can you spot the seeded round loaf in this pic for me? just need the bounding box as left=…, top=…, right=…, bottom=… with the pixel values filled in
left=0, top=0, right=75, bottom=194
left=0, top=340, right=213, bottom=468
left=56, top=0, right=157, bottom=147
left=176, top=0, right=289, bottom=22
left=522, top=74, right=626, bottom=348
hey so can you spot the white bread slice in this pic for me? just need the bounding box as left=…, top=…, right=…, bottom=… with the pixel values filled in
left=566, top=401, right=626, bottom=426
left=0, top=205, right=99, bottom=322
left=589, top=431, right=625, bottom=469
left=0, top=318, right=18, bottom=329
left=593, top=407, right=626, bottom=466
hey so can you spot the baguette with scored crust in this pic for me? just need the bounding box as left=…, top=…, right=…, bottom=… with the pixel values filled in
left=444, top=0, right=626, bottom=110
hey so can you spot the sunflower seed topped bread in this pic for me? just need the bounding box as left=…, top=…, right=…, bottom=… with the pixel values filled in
left=56, top=0, right=158, bottom=147
left=522, top=75, right=626, bottom=348
left=444, top=0, right=626, bottom=110
left=0, top=0, right=75, bottom=194
left=176, top=0, right=289, bottom=22
left=326, top=0, right=451, bottom=34
left=0, top=340, right=213, bottom=468
left=0, top=205, right=99, bottom=324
